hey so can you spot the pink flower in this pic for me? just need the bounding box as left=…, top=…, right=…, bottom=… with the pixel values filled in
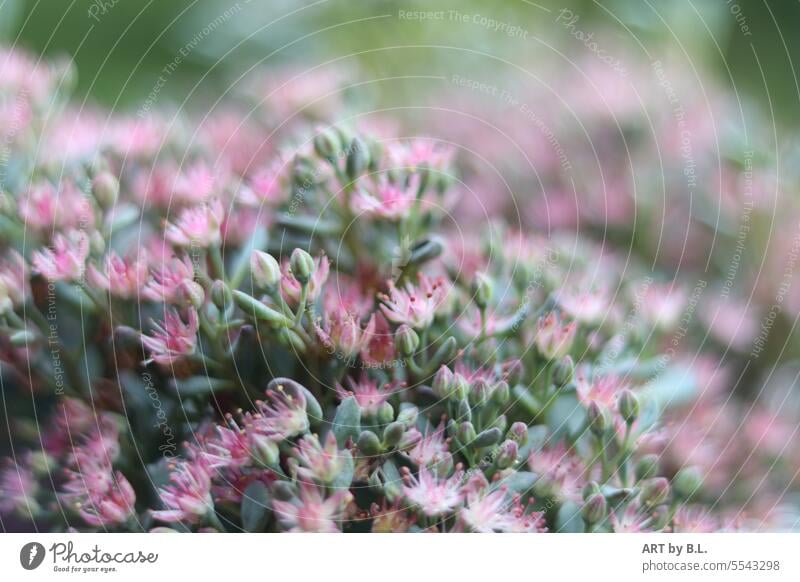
left=672, top=506, right=719, bottom=533
left=335, top=374, right=395, bottom=416
left=246, top=381, right=309, bottom=440
left=88, top=251, right=149, bottom=299
left=239, top=161, right=290, bottom=207
left=351, top=174, right=420, bottom=221
left=379, top=273, right=449, bottom=330
left=528, top=443, right=586, bottom=502
left=19, top=181, right=93, bottom=231
left=556, top=286, right=610, bottom=325
left=165, top=199, right=224, bottom=248
left=535, top=312, right=576, bottom=360
left=31, top=230, right=90, bottom=282
left=609, top=504, right=653, bottom=533
left=0, top=459, right=38, bottom=515
left=143, top=255, right=196, bottom=303
left=360, top=313, right=397, bottom=366
left=280, top=254, right=330, bottom=306
left=291, top=432, right=348, bottom=484
left=638, top=283, right=686, bottom=330
left=316, top=309, right=375, bottom=360
left=402, top=465, right=463, bottom=517
left=141, top=308, right=199, bottom=365
left=172, top=162, right=218, bottom=203
left=61, top=455, right=135, bottom=528
left=460, top=485, right=513, bottom=532
left=272, top=481, right=352, bottom=532
left=576, top=372, right=626, bottom=411
left=406, top=423, right=451, bottom=469
left=387, top=139, right=454, bottom=171
left=151, top=459, right=214, bottom=524
left=200, top=426, right=251, bottom=470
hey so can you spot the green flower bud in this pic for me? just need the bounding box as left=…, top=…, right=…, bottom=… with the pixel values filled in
left=552, top=355, right=575, bottom=388
left=673, top=467, right=703, bottom=500
left=377, top=401, right=395, bottom=425
left=456, top=399, right=472, bottom=423
left=211, top=280, right=232, bottom=311
left=582, top=493, right=607, bottom=525
left=492, top=380, right=510, bottom=406
left=495, top=439, right=518, bottom=470
left=91, top=171, right=119, bottom=208
left=357, top=430, right=382, bottom=456
left=432, top=365, right=456, bottom=400
left=180, top=280, right=206, bottom=309
left=382, top=422, right=405, bottom=448
left=313, top=128, right=342, bottom=160
left=453, top=373, right=470, bottom=401
left=457, top=421, right=477, bottom=446
left=395, top=324, right=420, bottom=356
left=618, top=388, right=639, bottom=425
left=250, top=250, right=281, bottom=289
left=587, top=401, right=609, bottom=436
left=472, top=272, right=493, bottom=309
left=290, top=248, right=315, bottom=285
left=640, top=477, right=670, bottom=507
left=507, top=421, right=528, bottom=447
left=272, top=481, right=295, bottom=501
left=469, top=378, right=491, bottom=407
left=582, top=480, right=601, bottom=502
left=396, top=405, right=418, bottom=428
left=635, top=454, right=660, bottom=480
left=345, top=137, right=370, bottom=181
left=472, top=427, right=502, bottom=448
left=251, top=436, right=279, bottom=467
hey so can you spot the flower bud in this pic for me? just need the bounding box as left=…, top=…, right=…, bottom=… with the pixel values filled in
left=581, top=493, right=607, bottom=525
left=552, top=355, right=575, bottom=388
left=582, top=480, right=601, bottom=501
left=313, top=128, right=342, bottom=160
left=432, top=365, right=455, bottom=400
left=471, top=272, right=493, bottom=309
left=635, top=454, right=660, bottom=480
left=640, top=477, right=670, bottom=507
left=382, top=422, right=405, bottom=448
left=251, top=250, right=281, bottom=289
left=346, top=137, right=370, bottom=180
left=211, top=280, right=233, bottom=311
left=92, top=171, right=119, bottom=208
left=395, top=324, right=419, bottom=356
left=507, top=421, right=528, bottom=447
left=272, top=481, right=295, bottom=501
left=502, top=358, right=524, bottom=385
left=587, top=401, right=609, bottom=436
left=457, top=421, right=477, bottom=446
left=251, top=435, right=280, bottom=467
left=472, top=427, right=502, bottom=448
left=495, top=439, right=518, bottom=470
left=469, top=378, right=491, bottom=407
left=618, top=388, right=639, bottom=425
left=357, top=430, right=382, bottom=456
left=535, top=312, right=576, bottom=360
left=673, top=467, right=703, bottom=500
left=453, top=373, right=470, bottom=401
left=492, top=380, right=510, bottom=406
left=180, top=280, right=206, bottom=309
left=377, top=401, right=395, bottom=424
left=290, top=248, right=315, bottom=285
left=396, top=405, right=418, bottom=428
left=456, top=399, right=472, bottom=423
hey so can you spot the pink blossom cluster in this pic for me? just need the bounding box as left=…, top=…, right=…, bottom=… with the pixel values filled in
left=0, top=48, right=798, bottom=533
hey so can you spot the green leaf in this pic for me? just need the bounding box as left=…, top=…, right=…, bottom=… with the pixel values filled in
left=331, top=450, right=355, bottom=490
left=332, top=396, right=361, bottom=447
left=241, top=481, right=270, bottom=532
left=233, top=290, right=292, bottom=326
left=556, top=500, right=583, bottom=533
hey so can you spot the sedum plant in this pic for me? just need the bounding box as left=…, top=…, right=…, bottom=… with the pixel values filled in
left=0, top=48, right=797, bottom=533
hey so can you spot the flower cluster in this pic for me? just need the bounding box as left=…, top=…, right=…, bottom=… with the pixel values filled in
left=0, top=48, right=798, bottom=533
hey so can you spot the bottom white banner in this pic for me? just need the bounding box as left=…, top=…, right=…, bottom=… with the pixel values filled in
left=1, top=534, right=798, bottom=581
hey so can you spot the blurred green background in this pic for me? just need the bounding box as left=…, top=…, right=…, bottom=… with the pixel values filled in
left=3, top=0, right=799, bottom=128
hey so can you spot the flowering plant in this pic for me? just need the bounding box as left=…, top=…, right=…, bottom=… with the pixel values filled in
left=0, top=48, right=798, bottom=533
